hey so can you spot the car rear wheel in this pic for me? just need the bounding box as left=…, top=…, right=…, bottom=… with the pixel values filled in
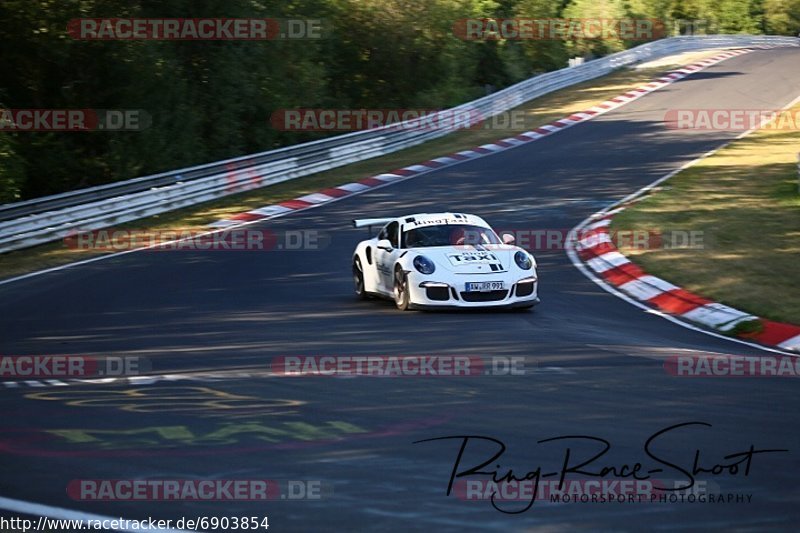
left=393, top=266, right=410, bottom=311
left=353, top=257, right=367, bottom=300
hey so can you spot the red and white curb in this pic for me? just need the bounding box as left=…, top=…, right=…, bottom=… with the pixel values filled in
left=570, top=209, right=800, bottom=353
left=566, top=75, right=800, bottom=355
left=208, top=48, right=758, bottom=229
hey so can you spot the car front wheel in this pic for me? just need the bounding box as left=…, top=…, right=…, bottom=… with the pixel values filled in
left=353, top=257, right=367, bottom=300
left=393, top=266, right=410, bottom=311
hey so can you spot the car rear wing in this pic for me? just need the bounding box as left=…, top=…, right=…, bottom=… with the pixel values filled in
left=353, top=218, right=394, bottom=229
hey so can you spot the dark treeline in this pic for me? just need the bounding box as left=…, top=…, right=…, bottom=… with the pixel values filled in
left=1, top=0, right=797, bottom=202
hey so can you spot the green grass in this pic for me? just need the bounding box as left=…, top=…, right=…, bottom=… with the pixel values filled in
left=612, top=109, right=800, bottom=325
left=0, top=50, right=724, bottom=281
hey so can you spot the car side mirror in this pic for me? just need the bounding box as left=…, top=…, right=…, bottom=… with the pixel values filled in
left=376, top=239, right=393, bottom=251
left=501, top=233, right=515, bottom=245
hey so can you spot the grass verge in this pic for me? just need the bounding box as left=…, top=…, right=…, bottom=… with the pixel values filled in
left=611, top=104, right=800, bottom=324
left=0, top=50, right=724, bottom=281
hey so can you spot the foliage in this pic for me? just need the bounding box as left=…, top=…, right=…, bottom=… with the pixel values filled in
left=0, top=0, right=796, bottom=200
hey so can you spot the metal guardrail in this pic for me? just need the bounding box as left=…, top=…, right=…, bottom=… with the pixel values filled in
left=1, top=35, right=798, bottom=254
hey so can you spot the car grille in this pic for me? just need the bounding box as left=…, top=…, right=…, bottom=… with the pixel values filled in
left=515, top=282, right=534, bottom=297
left=460, top=290, right=508, bottom=302
left=425, top=286, right=450, bottom=301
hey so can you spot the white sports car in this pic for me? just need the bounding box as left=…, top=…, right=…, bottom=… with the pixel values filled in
left=351, top=212, right=540, bottom=310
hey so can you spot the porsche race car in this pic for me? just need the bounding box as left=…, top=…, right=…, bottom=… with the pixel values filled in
left=351, top=212, right=540, bottom=310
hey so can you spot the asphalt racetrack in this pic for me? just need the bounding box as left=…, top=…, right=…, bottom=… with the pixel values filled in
left=1, top=48, right=800, bottom=531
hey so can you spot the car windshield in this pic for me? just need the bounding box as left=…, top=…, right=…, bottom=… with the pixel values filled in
left=402, top=224, right=500, bottom=248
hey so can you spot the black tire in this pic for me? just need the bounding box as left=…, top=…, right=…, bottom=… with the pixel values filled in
left=393, top=266, right=410, bottom=311
left=353, top=257, right=367, bottom=300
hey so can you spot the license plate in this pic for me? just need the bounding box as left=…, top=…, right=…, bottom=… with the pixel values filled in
left=465, top=281, right=505, bottom=292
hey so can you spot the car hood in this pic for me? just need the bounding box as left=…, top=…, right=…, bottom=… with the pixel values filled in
left=410, top=245, right=517, bottom=274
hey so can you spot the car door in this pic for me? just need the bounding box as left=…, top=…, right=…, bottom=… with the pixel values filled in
left=374, top=221, right=401, bottom=292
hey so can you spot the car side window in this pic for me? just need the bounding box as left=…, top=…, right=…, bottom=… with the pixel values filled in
left=386, top=222, right=399, bottom=249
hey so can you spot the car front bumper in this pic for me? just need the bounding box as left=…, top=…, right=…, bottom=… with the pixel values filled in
left=407, top=276, right=540, bottom=309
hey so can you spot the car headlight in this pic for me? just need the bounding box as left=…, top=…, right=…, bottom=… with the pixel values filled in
left=413, top=255, right=436, bottom=275
left=514, top=251, right=533, bottom=270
